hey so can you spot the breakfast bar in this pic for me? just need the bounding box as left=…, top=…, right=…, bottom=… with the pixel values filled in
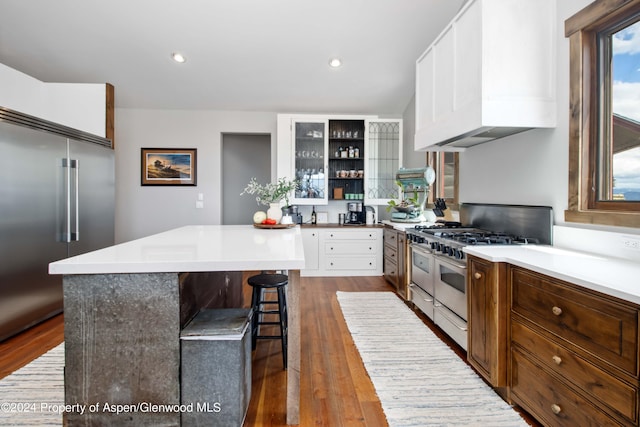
left=49, top=225, right=305, bottom=426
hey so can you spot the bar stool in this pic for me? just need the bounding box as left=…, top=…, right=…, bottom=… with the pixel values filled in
left=247, top=273, right=288, bottom=369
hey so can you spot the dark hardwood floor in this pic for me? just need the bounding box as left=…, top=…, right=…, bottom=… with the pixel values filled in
left=0, top=312, right=64, bottom=379
left=0, top=274, right=538, bottom=426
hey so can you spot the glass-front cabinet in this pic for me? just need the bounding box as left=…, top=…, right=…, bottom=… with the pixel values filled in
left=365, top=119, right=402, bottom=205
left=292, top=119, right=328, bottom=203
left=277, top=114, right=402, bottom=206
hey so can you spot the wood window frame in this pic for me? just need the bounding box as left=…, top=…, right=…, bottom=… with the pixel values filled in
left=565, top=0, right=640, bottom=228
left=427, top=152, right=459, bottom=211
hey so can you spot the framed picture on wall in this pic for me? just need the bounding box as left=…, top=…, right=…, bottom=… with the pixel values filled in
left=141, top=148, right=197, bottom=186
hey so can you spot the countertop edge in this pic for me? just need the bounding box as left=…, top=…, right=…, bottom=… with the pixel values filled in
left=464, top=246, right=640, bottom=306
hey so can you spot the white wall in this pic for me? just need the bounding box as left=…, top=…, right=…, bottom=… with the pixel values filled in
left=401, top=95, right=428, bottom=170
left=114, top=108, right=278, bottom=242
left=0, top=63, right=106, bottom=136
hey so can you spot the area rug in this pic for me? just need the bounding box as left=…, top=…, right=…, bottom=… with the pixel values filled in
left=336, top=291, right=528, bottom=427
left=0, top=344, right=64, bottom=426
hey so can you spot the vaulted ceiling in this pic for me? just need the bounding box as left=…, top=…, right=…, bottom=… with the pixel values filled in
left=0, top=0, right=465, bottom=114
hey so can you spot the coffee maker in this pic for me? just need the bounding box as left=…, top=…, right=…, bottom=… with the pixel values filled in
left=345, top=202, right=365, bottom=224
left=282, top=205, right=303, bottom=225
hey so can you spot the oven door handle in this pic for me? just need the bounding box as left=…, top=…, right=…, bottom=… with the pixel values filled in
left=434, top=303, right=468, bottom=332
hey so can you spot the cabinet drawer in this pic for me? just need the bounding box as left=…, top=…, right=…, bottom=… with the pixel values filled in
left=325, top=241, right=377, bottom=255
left=384, top=256, right=397, bottom=275
left=384, top=244, right=398, bottom=260
left=384, top=257, right=398, bottom=283
left=383, top=228, right=397, bottom=245
left=511, top=268, right=638, bottom=376
left=325, top=230, right=379, bottom=241
left=511, top=348, right=620, bottom=427
left=326, top=256, right=377, bottom=270
left=512, top=320, right=638, bottom=423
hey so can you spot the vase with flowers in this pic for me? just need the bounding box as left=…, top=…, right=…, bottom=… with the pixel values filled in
left=241, top=177, right=298, bottom=223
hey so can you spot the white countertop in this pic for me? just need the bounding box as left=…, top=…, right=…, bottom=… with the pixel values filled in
left=49, top=225, right=306, bottom=275
left=464, top=245, right=640, bottom=305
left=381, top=220, right=435, bottom=231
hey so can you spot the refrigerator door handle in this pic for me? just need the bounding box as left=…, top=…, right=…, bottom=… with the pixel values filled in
left=62, top=157, right=71, bottom=243
left=70, top=158, right=79, bottom=242
left=62, top=158, right=79, bottom=242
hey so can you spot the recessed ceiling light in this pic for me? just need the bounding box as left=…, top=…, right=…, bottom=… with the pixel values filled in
left=329, top=58, right=342, bottom=68
left=171, top=52, right=186, bottom=63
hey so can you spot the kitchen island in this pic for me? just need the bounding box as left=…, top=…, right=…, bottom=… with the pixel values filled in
left=49, top=225, right=305, bottom=426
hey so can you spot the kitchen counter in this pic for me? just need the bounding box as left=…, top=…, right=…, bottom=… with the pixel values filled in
left=49, top=225, right=305, bottom=426
left=464, top=245, right=640, bottom=305
left=380, top=219, right=434, bottom=231
left=50, top=224, right=305, bottom=274
left=301, top=223, right=385, bottom=228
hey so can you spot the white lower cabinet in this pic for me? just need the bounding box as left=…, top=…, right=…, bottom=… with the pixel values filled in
left=301, top=228, right=319, bottom=272
left=301, top=228, right=382, bottom=277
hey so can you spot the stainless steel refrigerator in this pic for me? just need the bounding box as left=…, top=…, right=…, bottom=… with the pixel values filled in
left=0, top=108, right=115, bottom=341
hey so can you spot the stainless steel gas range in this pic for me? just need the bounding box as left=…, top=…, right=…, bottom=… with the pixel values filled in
left=406, top=203, right=553, bottom=351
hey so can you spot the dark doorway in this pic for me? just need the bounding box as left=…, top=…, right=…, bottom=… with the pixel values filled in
left=221, top=133, right=271, bottom=225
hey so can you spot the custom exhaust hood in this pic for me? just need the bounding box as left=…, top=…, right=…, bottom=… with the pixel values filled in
left=416, top=126, right=535, bottom=151
left=413, top=0, right=557, bottom=152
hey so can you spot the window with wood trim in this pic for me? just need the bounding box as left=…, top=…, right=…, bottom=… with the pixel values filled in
left=565, top=0, right=640, bottom=228
left=428, top=152, right=459, bottom=210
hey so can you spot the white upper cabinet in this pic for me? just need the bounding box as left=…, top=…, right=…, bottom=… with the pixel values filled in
left=415, top=0, right=557, bottom=151
left=277, top=114, right=402, bottom=206
left=365, top=119, right=403, bottom=205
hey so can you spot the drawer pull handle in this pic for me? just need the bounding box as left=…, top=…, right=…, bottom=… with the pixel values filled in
left=551, top=404, right=562, bottom=415
left=474, top=272, right=482, bottom=280
left=552, top=306, right=563, bottom=316
left=552, top=355, right=562, bottom=365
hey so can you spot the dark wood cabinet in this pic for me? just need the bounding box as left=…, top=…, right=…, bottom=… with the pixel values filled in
left=466, top=255, right=508, bottom=390
left=383, top=227, right=407, bottom=299
left=509, top=266, right=639, bottom=427
left=466, top=257, right=640, bottom=426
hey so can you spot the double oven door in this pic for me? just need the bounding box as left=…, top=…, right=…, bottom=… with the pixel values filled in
left=409, top=241, right=468, bottom=351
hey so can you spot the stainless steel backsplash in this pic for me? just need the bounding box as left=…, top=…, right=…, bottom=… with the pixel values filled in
left=459, top=203, right=553, bottom=245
